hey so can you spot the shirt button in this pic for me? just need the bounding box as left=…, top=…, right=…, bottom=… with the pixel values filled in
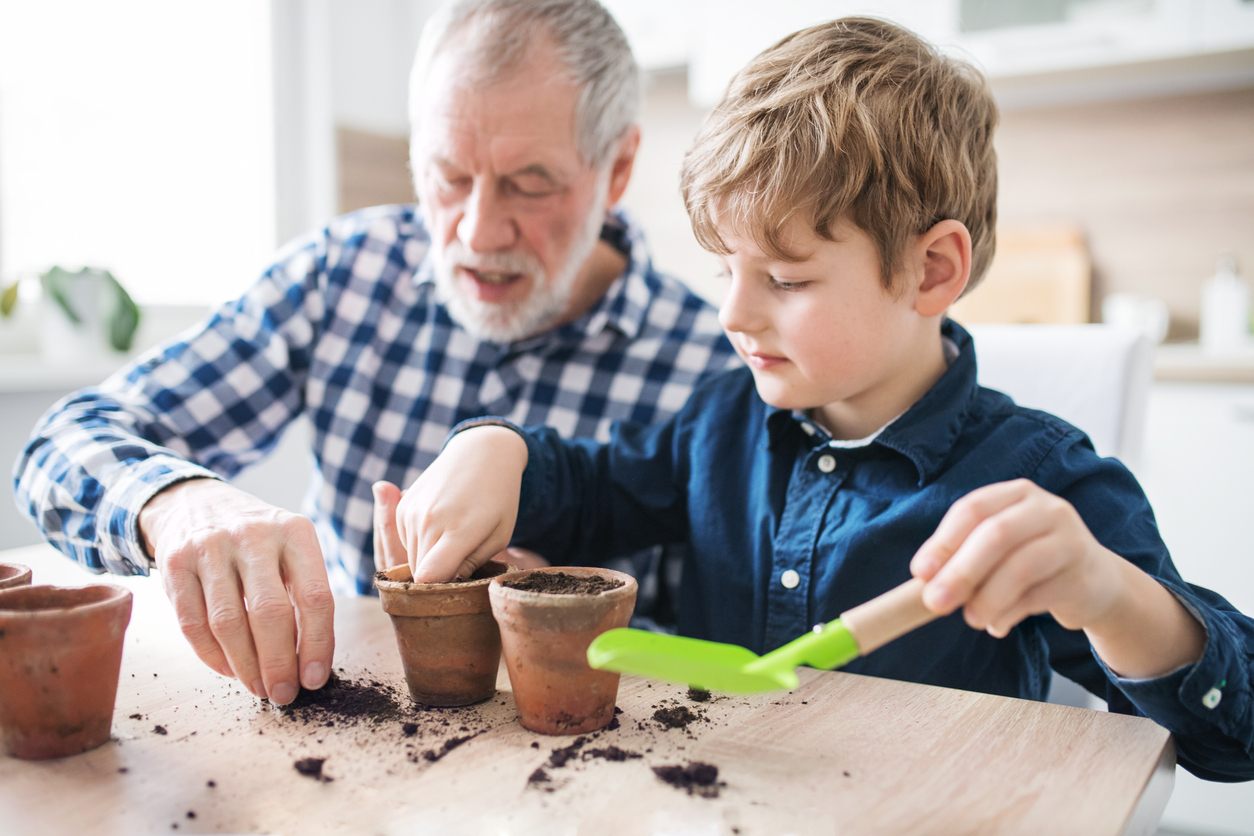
left=1202, top=687, right=1222, bottom=709
left=817, top=454, right=836, bottom=473
left=780, top=569, right=801, bottom=589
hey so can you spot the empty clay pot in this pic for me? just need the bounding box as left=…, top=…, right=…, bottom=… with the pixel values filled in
left=0, top=563, right=32, bottom=590
left=375, top=561, right=515, bottom=706
left=489, top=567, right=637, bottom=735
left=0, top=584, right=133, bottom=760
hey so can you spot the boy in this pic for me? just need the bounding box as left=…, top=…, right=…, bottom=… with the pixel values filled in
left=390, top=18, right=1253, bottom=780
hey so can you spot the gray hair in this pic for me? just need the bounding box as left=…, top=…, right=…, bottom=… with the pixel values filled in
left=409, top=0, right=641, bottom=168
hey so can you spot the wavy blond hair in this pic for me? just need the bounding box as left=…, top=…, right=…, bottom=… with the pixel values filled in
left=681, top=17, right=999, bottom=293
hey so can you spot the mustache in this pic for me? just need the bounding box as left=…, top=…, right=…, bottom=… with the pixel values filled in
left=439, top=241, right=543, bottom=276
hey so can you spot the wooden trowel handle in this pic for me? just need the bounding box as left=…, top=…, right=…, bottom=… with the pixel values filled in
left=839, top=577, right=936, bottom=656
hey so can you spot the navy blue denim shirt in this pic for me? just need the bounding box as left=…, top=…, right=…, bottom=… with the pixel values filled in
left=475, top=320, right=1253, bottom=781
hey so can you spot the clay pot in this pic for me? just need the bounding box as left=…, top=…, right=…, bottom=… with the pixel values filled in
left=0, top=584, right=133, bottom=760
left=489, top=567, right=637, bottom=735
left=0, top=563, right=32, bottom=590
left=375, top=561, right=515, bottom=706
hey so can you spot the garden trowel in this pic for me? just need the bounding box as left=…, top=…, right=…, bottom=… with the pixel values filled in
left=586, top=577, right=936, bottom=693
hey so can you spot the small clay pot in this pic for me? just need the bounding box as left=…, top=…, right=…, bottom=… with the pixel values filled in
left=0, top=563, right=32, bottom=591
left=489, top=567, right=637, bottom=735
left=0, top=584, right=133, bottom=760
left=375, top=561, right=515, bottom=706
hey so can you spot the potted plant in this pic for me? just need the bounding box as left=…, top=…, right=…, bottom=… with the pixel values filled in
left=0, top=266, right=141, bottom=361
left=375, top=560, right=516, bottom=706
left=489, top=567, right=637, bottom=735
left=0, top=583, right=133, bottom=760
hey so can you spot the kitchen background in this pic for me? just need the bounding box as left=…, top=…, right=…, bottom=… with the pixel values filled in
left=0, top=1, right=1252, bottom=832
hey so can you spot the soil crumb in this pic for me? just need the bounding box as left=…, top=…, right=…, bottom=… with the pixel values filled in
left=652, top=762, right=722, bottom=798
left=547, top=735, right=588, bottom=768
left=421, top=734, right=474, bottom=762
left=686, top=687, right=711, bottom=702
left=153, top=725, right=168, bottom=735
left=293, top=757, right=332, bottom=782
left=401, top=722, right=418, bottom=737
left=653, top=705, right=699, bottom=730
left=279, top=671, right=404, bottom=726
left=501, top=571, right=624, bottom=595
left=584, top=745, right=642, bottom=762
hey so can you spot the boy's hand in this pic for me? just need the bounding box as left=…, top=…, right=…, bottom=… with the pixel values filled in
left=911, top=479, right=1204, bottom=679
left=393, top=426, right=529, bottom=583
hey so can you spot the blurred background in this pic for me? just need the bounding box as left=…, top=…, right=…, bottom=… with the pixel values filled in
left=0, top=2, right=1251, bottom=832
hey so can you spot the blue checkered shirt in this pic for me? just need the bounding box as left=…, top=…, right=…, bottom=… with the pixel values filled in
left=14, top=205, right=738, bottom=594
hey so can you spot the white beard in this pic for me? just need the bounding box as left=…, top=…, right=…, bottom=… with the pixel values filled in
left=428, top=178, right=610, bottom=344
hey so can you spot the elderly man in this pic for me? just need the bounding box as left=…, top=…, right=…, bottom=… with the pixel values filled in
left=14, top=0, right=735, bottom=706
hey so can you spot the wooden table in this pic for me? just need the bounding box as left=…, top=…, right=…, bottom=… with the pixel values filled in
left=0, top=544, right=1174, bottom=835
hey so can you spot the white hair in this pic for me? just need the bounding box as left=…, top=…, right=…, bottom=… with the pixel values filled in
left=408, top=0, right=641, bottom=169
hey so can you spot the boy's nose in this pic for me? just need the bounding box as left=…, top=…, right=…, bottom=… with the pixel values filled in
left=457, top=185, right=519, bottom=253
left=718, top=275, right=761, bottom=334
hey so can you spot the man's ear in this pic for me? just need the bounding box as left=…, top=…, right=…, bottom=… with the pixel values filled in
left=913, top=219, right=972, bottom=317
left=604, top=125, right=640, bottom=207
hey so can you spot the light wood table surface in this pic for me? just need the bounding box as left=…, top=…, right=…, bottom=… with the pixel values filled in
left=0, top=543, right=1174, bottom=836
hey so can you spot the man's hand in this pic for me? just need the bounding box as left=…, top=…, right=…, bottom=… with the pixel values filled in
left=393, top=426, right=529, bottom=583
left=139, top=479, right=335, bottom=705
left=910, top=479, right=1204, bottom=679
left=373, top=479, right=548, bottom=573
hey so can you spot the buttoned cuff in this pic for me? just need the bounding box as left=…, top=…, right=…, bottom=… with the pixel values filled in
left=1096, top=581, right=1251, bottom=743
left=96, top=454, right=223, bottom=576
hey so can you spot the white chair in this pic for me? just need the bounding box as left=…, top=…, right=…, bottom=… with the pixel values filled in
left=964, top=323, right=1155, bottom=471
left=962, top=323, right=1157, bottom=710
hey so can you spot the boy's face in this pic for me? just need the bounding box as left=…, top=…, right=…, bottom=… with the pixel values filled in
left=716, top=216, right=944, bottom=439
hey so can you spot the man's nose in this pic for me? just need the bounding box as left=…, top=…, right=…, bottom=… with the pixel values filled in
left=457, top=185, right=518, bottom=252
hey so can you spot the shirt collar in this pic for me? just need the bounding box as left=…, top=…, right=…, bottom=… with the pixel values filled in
left=764, top=319, right=980, bottom=486
left=412, top=207, right=655, bottom=344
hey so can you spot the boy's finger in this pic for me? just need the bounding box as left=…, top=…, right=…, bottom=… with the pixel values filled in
left=981, top=570, right=1071, bottom=639
left=962, top=537, right=1065, bottom=632
left=924, top=487, right=1054, bottom=613
left=372, top=481, right=406, bottom=570
left=912, top=480, right=1030, bottom=581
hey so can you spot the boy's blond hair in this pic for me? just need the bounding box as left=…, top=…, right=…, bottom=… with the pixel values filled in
left=681, top=17, right=999, bottom=293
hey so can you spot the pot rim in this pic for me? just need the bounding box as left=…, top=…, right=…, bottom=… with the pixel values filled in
left=488, top=566, right=637, bottom=606
left=0, top=562, right=32, bottom=582
left=0, top=583, right=132, bottom=620
left=374, top=559, right=515, bottom=594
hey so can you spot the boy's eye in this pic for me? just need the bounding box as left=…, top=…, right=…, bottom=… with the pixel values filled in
left=769, top=277, right=808, bottom=292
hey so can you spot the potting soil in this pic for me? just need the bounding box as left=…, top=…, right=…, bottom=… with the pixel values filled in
left=500, top=572, right=624, bottom=595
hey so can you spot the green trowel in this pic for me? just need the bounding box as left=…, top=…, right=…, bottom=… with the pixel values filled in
left=586, top=578, right=937, bottom=693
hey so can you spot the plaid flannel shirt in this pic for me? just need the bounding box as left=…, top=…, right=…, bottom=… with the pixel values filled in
left=14, top=205, right=738, bottom=594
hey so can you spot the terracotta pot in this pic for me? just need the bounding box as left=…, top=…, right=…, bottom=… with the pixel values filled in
left=0, top=563, right=32, bottom=591
left=489, top=567, right=637, bottom=735
left=0, top=584, right=133, bottom=760
left=375, top=561, right=515, bottom=706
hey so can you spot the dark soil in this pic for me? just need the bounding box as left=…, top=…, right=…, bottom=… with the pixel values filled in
left=686, top=687, right=711, bottom=702
left=652, top=705, right=699, bottom=730
left=278, top=671, right=405, bottom=725
left=653, top=762, right=722, bottom=798
left=421, top=734, right=475, bottom=762
left=501, top=571, right=624, bottom=595
left=153, top=725, right=168, bottom=735
left=583, top=745, right=641, bottom=762
left=547, top=735, right=588, bottom=768
left=293, top=757, right=332, bottom=782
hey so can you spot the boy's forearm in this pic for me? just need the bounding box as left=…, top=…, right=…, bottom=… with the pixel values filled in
left=1085, top=558, right=1206, bottom=681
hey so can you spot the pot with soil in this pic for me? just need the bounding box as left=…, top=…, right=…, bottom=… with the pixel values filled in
left=0, top=584, right=133, bottom=759
left=489, top=567, right=637, bottom=735
left=375, top=560, right=515, bottom=706
left=0, top=563, right=32, bottom=590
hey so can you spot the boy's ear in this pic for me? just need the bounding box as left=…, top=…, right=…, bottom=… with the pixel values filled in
left=605, top=125, right=641, bottom=207
left=913, top=220, right=972, bottom=318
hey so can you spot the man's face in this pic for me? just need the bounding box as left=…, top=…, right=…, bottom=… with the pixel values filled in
left=412, top=45, right=611, bottom=343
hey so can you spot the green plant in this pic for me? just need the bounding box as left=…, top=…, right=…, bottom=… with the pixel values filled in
left=0, top=267, right=141, bottom=352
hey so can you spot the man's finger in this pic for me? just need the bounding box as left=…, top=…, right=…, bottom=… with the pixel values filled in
left=237, top=553, right=301, bottom=706
left=200, top=565, right=265, bottom=699
left=160, top=553, right=233, bottom=678
left=372, top=481, right=406, bottom=571
left=281, top=521, right=335, bottom=691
